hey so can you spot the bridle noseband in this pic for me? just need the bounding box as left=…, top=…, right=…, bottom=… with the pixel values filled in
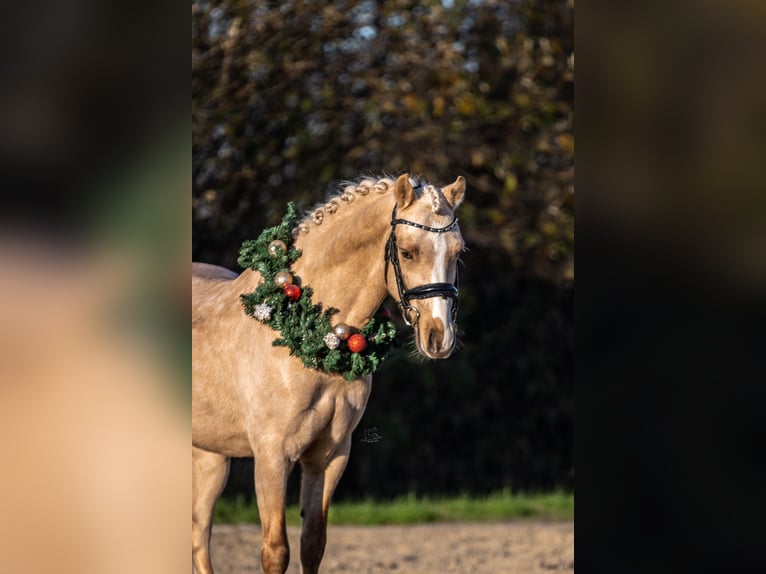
left=384, top=204, right=460, bottom=327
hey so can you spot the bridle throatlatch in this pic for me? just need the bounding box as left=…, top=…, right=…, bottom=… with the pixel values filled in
left=384, top=204, right=460, bottom=327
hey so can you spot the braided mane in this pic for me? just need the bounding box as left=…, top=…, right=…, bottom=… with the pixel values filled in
left=296, top=175, right=442, bottom=235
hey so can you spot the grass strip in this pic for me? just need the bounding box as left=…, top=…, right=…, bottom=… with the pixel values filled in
left=214, top=489, right=573, bottom=525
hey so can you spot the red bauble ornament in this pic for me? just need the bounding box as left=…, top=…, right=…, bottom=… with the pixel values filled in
left=283, top=283, right=301, bottom=302
left=347, top=333, right=367, bottom=353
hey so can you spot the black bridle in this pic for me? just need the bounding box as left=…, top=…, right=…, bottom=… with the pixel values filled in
left=384, top=204, right=460, bottom=327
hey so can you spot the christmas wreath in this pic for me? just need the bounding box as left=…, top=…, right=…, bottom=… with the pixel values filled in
left=238, top=203, right=399, bottom=381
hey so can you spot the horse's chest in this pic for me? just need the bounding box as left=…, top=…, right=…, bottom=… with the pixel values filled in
left=284, top=379, right=371, bottom=462
left=329, top=382, right=371, bottom=436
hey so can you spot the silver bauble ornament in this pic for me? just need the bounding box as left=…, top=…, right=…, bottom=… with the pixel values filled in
left=333, top=323, right=351, bottom=341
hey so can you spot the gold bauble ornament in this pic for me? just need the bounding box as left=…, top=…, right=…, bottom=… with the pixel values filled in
left=274, top=271, right=293, bottom=287
left=268, top=240, right=287, bottom=257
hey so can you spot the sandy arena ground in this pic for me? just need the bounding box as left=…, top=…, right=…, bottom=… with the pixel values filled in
left=210, top=520, right=574, bottom=573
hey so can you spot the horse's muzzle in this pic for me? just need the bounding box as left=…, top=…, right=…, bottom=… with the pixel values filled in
left=417, top=315, right=457, bottom=359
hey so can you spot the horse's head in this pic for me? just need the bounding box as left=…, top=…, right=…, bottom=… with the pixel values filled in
left=385, top=173, right=466, bottom=359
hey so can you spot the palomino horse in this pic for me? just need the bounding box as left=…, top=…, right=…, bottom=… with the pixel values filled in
left=192, top=173, right=466, bottom=574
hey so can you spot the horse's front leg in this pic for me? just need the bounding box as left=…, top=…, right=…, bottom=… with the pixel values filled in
left=192, top=446, right=230, bottom=574
left=299, top=436, right=352, bottom=574
left=254, top=451, right=293, bottom=574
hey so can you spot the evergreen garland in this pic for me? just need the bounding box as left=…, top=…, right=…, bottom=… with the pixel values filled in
left=238, top=203, right=399, bottom=381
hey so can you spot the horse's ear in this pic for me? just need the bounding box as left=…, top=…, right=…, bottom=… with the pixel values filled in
left=394, top=173, right=415, bottom=210
left=442, top=176, right=466, bottom=209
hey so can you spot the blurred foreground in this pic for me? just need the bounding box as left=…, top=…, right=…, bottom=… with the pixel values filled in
left=0, top=175, right=189, bottom=574
left=0, top=0, right=188, bottom=567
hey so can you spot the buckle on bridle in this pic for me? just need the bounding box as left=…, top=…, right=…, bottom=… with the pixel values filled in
left=401, top=304, right=421, bottom=327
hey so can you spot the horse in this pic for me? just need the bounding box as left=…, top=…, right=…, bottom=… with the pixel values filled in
left=192, top=173, right=466, bottom=574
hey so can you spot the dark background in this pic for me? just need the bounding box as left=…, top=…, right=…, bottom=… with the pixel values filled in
left=192, top=0, right=574, bottom=501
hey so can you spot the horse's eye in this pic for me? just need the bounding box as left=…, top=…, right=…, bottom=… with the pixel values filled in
left=400, top=249, right=413, bottom=260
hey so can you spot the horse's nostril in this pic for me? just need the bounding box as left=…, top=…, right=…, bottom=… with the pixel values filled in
left=427, top=330, right=441, bottom=354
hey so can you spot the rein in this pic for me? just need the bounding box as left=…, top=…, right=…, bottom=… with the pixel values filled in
left=385, top=204, right=460, bottom=327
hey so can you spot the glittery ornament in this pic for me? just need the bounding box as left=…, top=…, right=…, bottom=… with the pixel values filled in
left=283, top=283, right=301, bottom=302
left=253, top=304, right=272, bottom=321
left=274, top=270, right=293, bottom=287
left=347, top=333, right=367, bottom=353
left=333, top=323, right=351, bottom=340
left=323, top=333, right=340, bottom=349
left=268, top=240, right=287, bottom=257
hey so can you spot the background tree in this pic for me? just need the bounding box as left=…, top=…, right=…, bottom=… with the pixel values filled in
left=193, top=0, right=573, bottom=500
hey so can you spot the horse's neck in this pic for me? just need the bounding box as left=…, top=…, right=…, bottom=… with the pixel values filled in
left=291, top=197, right=391, bottom=329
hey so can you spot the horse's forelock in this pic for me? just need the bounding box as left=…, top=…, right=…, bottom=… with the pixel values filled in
left=421, top=184, right=442, bottom=214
